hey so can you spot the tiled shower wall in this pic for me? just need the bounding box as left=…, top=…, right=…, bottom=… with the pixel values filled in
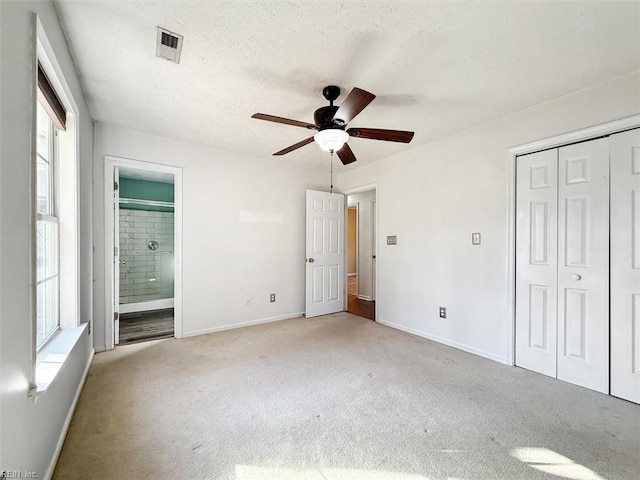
left=119, top=209, right=174, bottom=304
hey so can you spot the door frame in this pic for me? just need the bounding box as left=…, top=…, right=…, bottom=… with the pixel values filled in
left=113, top=165, right=120, bottom=344
left=342, top=183, right=378, bottom=321
left=505, top=114, right=640, bottom=366
left=371, top=198, right=376, bottom=302
left=347, top=203, right=359, bottom=296
left=104, top=155, right=184, bottom=350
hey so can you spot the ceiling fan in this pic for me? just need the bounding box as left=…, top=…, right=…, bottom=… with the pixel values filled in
left=251, top=85, right=415, bottom=165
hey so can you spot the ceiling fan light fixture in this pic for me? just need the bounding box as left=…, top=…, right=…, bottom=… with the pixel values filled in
left=314, top=129, right=349, bottom=152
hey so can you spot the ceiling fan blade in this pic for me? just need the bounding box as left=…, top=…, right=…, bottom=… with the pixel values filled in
left=336, top=143, right=357, bottom=165
left=252, top=113, right=317, bottom=130
left=273, top=136, right=315, bottom=156
left=333, top=88, right=376, bottom=125
left=347, top=127, right=414, bottom=143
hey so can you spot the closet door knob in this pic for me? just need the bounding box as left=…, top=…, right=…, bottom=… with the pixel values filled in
left=572, top=274, right=582, bottom=281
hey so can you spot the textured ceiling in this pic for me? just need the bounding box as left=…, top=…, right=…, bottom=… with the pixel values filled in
left=56, top=0, right=639, bottom=170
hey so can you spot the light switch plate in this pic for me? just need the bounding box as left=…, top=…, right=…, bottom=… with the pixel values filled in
left=387, top=235, right=397, bottom=245
left=472, top=233, right=481, bottom=245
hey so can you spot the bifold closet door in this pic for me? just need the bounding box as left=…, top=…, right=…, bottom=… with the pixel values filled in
left=610, top=129, right=640, bottom=403
left=557, top=139, right=610, bottom=394
left=515, top=149, right=558, bottom=377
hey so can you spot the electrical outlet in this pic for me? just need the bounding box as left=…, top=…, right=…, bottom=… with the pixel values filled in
left=245, top=297, right=251, bottom=306
left=439, top=306, right=447, bottom=318
left=270, top=293, right=276, bottom=303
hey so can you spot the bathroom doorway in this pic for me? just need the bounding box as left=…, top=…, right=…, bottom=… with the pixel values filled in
left=117, top=168, right=175, bottom=344
left=105, top=156, right=182, bottom=349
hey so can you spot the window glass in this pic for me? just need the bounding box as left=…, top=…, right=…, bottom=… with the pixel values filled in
left=36, top=220, right=59, bottom=281
left=36, top=102, right=50, bottom=158
left=36, top=99, right=60, bottom=348
left=36, top=102, right=52, bottom=215
left=36, top=278, right=59, bottom=346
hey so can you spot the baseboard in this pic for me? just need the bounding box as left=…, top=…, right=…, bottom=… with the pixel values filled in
left=377, top=318, right=507, bottom=364
left=182, top=312, right=304, bottom=338
left=94, top=345, right=106, bottom=353
left=357, top=294, right=371, bottom=301
left=44, top=349, right=94, bottom=480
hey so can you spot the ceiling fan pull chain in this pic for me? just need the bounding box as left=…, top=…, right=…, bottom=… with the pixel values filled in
left=330, top=150, right=334, bottom=194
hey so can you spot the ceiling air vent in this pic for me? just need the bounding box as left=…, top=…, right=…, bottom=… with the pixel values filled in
left=156, top=27, right=183, bottom=64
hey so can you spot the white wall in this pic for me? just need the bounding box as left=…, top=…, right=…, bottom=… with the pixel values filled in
left=337, top=71, right=640, bottom=363
left=347, top=190, right=376, bottom=299
left=93, top=123, right=328, bottom=349
left=0, top=1, right=94, bottom=477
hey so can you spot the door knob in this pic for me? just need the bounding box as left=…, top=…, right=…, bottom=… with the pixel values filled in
left=572, top=274, right=582, bottom=281
left=308, top=258, right=315, bottom=263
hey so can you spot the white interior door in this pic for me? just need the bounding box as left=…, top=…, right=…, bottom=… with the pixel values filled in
left=557, top=139, right=610, bottom=393
left=515, top=149, right=559, bottom=377
left=306, top=189, right=345, bottom=318
left=113, top=167, right=120, bottom=345
left=610, top=128, right=640, bottom=403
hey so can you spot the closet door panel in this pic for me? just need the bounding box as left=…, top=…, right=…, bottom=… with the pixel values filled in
left=611, top=128, right=640, bottom=404
left=557, top=138, right=609, bottom=394
left=515, top=149, right=558, bottom=377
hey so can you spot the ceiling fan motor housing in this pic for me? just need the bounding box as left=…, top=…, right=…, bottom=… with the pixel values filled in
left=314, top=105, right=344, bottom=130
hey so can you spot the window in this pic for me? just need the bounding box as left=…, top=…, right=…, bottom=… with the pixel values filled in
left=36, top=100, right=60, bottom=348
left=35, top=61, right=67, bottom=349
left=30, top=18, right=83, bottom=396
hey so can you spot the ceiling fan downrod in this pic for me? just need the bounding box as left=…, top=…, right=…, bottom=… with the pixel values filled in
left=322, top=85, right=341, bottom=107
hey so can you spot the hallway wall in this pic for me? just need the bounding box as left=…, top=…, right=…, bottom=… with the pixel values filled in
left=347, top=208, right=357, bottom=275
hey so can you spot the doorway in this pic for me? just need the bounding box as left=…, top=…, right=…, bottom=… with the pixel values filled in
left=105, top=156, right=183, bottom=350
left=117, top=168, right=175, bottom=344
left=345, top=188, right=376, bottom=321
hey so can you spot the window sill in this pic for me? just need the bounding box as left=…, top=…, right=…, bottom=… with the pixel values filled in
left=29, top=323, right=88, bottom=399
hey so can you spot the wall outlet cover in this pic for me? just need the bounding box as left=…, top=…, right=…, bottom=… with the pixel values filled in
left=472, top=233, right=481, bottom=245
left=439, top=307, right=447, bottom=318
left=387, top=235, right=397, bottom=245
left=270, top=293, right=276, bottom=302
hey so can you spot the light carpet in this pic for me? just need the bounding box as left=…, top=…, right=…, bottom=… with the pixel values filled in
left=53, top=312, right=639, bottom=480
